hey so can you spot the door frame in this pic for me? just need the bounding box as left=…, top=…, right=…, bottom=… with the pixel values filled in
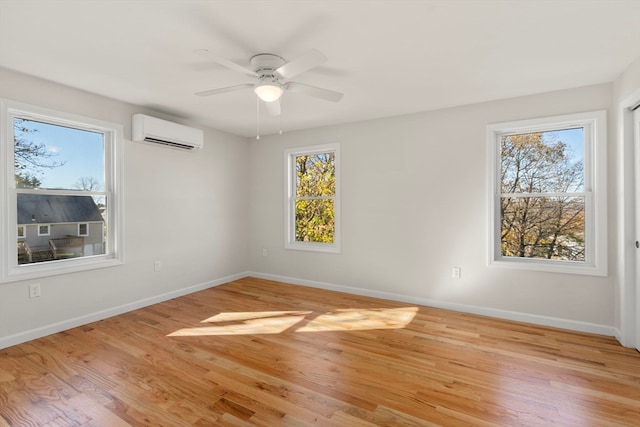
left=618, top=88, right=640, bottom=349
left=634, top=107, right=640, bottom=351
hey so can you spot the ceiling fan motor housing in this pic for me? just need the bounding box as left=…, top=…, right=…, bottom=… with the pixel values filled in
left=250, top=53, right=286, bottom=82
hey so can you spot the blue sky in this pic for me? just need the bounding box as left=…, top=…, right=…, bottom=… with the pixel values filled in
left=16, top=119, right=104, bottom=190
left=551, top=127, right=584, bottom=164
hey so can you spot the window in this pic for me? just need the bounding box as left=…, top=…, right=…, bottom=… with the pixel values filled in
left=37, top=224, right=51, bottom=236
left=487, top=111, right=607, bottom=275
left=1, top=99, right=124, bottom=282
left=285, top=144, right=340, bottom=253
left=78, top=223, right=89, bottom=236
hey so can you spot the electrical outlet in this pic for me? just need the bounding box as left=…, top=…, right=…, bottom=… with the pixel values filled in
left=262, top=248, right=268, bottom=257
left=29, top=283, right=41, bottom=298
left=154, top=260, right=161, bottom=272
left=451, top=267, right=461, bottom=279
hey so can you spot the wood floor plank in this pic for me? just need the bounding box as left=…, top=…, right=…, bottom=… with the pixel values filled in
left=1, top=277, right=639, bottom=426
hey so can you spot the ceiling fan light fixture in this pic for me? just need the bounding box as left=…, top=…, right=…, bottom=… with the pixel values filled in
left=254, top=81, right=283, bottom=102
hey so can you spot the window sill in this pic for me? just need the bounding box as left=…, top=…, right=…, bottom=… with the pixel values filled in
left=1, top=255, right=123, bottom=283
left=285, top=242, right=341, bottom=254
left=489, top=257, right=607, bottom=277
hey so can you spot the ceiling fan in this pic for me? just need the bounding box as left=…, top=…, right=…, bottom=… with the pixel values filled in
left=195, top=49, right=343, bottom=116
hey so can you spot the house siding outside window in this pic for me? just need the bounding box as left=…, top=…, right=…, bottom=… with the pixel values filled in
left=1, top=99, right=124, bottom=282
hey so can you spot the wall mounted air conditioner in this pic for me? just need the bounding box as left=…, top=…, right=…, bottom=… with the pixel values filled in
left=132, top=114, right=204, bottom=150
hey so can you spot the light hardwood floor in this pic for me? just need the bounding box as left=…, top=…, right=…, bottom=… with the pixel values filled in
left=1, top=277, right=639, bottom=426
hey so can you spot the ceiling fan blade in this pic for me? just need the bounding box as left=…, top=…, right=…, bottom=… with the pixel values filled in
left=285, top=82, right=343, bottom=103
left=195, top=50, right=258, bottom=77
left=213, top=56, right=259, bottom=77
left=264, top=99, right=281, bottom=116
left=195, top=83, right=254, bottom=97
left=275, top=49, right=327, bottom=79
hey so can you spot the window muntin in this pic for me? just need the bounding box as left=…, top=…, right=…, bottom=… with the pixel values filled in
left=285, top=144, right=340, bottom=253
left=1, top=99, right=124, bottom=282
left=488, top=111, right=606, bottom=276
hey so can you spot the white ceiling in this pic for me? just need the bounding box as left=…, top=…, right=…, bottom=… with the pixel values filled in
left=1, top=0, right=639, bottom=138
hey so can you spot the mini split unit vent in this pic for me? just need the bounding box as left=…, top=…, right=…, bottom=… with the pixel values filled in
left=132, top=114, right=204, bottom=150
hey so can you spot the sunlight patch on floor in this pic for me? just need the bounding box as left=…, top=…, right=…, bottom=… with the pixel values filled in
left=168, top=307, right=418, bottom=337
left=297, top=307, right=418, bottom=332
left=168, top=311, right=310, bottom=336
left=201, top=311, right=312, bottom=323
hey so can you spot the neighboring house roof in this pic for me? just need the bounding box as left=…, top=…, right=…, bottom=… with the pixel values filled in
left=17, top=194, right=104, bottom=224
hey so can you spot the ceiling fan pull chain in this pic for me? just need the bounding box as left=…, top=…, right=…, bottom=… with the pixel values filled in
left=279, top=96, right=283, bottom=135
left=256, top=96, right=260, bottom=140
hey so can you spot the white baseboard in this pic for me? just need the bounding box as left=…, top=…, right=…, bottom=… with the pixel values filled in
left=249, top=272, right=616, bottom=337
left=2, top=271, right=617, bottom=350
left=614, top=328, right=624, bottom=345
left=0, top=271, right=250, bottom=350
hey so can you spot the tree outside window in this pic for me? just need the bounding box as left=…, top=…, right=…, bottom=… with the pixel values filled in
left=295, top=152, right=336, bottom=243
left=285, top=144, right=340, bottom=253
left=500, top=129, right=585, bottom=261
left=1, top=99, right=124, bottom=283
left=487, top=111, right=607, bottom=276
left=12, top=118, right=106, bottom=264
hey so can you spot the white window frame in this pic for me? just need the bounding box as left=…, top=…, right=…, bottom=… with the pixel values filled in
left=0, top=99, right=125, bottom=283
left=37, top=224, right=51, bottom=237
left=284, top=143, right=341, bottom=253
left=78, top=223, right=89, bottom=237
left=17, top=225, right=25, bottom=239
left=487, top=110, right=607, bottom=276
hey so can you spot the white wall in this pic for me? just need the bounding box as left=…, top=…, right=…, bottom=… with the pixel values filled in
left=1, top=66, right=631, bottom=347
left=0, top=69, right=251, bottom=347
left=249, top=83, right=616, bottom=333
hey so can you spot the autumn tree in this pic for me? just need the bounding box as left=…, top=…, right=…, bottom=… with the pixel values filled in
left=500, top=132, right=585, bottom=260
left=295, top=153, right=335, bottom=243
left=15, top=172, right=42, bottom=189
left=14, top=118, right=64, bottom=188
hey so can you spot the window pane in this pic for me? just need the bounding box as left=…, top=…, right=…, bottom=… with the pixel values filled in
left=295, top=152, right=335, bottom=197
left=14, top=118, right=104, bottom=190
left=500, top=196, right=585, bottom=261
left=295, top=199, right=335, bottom=243
left=16, top=194, right=106, bottom=264
left=500, top=128, right=584, bottom=194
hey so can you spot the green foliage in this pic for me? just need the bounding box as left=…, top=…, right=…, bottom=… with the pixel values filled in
left=295, top=153, right=335, bottom=243
left=500, top=132, right=585, bottom=260
left=15, top=172, right=42, bottom=189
